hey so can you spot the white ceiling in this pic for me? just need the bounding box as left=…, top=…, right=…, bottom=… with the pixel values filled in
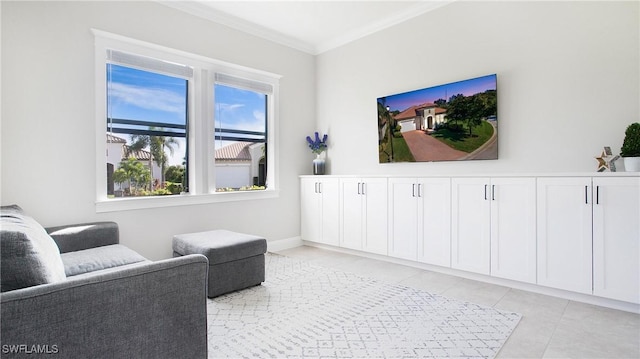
left=160, top=1, right=454, bottom=55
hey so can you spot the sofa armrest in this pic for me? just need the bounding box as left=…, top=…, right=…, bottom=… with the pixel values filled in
left=46, top=221, right=119, bottom=253
left=0, top=254, right=209, bottom=359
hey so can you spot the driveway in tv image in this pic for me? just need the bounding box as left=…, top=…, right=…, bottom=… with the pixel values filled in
left=402, top=119, right=497, bottom=161
left=402, top=130, right=466, bottom=161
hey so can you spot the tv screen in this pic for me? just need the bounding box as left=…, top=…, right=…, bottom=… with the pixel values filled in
left=377, top=74, right=497, bottom=163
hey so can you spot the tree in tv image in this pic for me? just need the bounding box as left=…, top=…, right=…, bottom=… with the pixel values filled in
left=377, top=74, right=498, bottom=163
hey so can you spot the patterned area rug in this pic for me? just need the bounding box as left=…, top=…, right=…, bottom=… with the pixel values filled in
left=207, top=253, right=521, bottom=358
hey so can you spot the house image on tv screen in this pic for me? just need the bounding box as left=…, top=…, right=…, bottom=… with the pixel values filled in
left=377, top=74, right=497, bottom=163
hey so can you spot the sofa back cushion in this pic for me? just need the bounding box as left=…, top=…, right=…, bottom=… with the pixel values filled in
left=1, top=205, right=67, bottom=292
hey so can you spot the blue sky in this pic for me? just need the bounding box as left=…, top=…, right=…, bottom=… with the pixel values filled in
left=107, top=64, right=266, bottom=165
left=107, top=64, right=187, bottom=125
left=378, top=74, right=497, bottom=112
left=214, top=84, right=267, bottom=147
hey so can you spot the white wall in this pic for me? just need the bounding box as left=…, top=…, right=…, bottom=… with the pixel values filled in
left=1, top=1, right=316, bottom=259
left=316, top=1, right=639, bottom=175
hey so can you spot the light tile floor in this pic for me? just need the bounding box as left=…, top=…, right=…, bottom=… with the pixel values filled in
left=275, top=246, right=640, bottom=359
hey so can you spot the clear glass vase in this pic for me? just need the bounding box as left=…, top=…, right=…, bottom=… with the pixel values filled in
left=312, top=153, right=326, bottom=175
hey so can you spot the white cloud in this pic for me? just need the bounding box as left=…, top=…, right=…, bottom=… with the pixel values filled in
left=217, top=103, right=245, bottom=112
left=108, top=82, right=185, bottom=114
left=216, top=103, right=263, bottom=130
left=253, top=110, right=265, bottom=122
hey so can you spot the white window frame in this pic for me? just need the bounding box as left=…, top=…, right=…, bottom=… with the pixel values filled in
left=93, top=30, right=280, bottom=212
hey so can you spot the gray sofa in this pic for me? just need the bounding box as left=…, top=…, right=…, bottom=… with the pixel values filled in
left=0, top=205, right=209, bottom=358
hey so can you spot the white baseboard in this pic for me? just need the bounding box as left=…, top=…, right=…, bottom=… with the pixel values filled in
left=267, top=236, right=303, bottom=252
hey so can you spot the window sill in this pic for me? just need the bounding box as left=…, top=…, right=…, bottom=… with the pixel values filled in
left=96, top=189, right=279, bottom=213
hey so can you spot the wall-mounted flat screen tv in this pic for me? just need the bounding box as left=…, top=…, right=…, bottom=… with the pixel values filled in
left=377, top=74, right=497, bottom=163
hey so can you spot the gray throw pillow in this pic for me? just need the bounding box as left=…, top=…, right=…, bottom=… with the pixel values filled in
left=1, top=205, right=67, bottom=292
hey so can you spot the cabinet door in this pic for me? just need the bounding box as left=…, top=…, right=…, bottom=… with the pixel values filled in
left=593, top=177, right=640, bottom=304
left=418, top=178, right=451, bottom=267
left=451, top=178, right=491, bottom=275
left=340, top=178, right=363, bottom=250
left=301, top=178, right=321, bottom=243
left=388, top=178, right=419, bottom=260
left=362, top=178, right=388, bottom=255
left=490, top=178, right=537, bottom=283
left=319, top=178, right=340, bottom=246
left=537, top=177, right=592, bottom=294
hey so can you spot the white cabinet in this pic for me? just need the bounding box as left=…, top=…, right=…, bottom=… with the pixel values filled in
left=451, top=178, right=491, bottom=275
left=452, top=177, right=536, bottom=281
left=388, top=178, right=419, bottom=260
left=537, top=177, right=593, bottom=294
left=418, top=178, right=452, bottom=267
left=490, top=178, right=537, bottom=283
left=388, top=177, right=451, bottom=266
left=592, top=177, right=640, bottom=304
left=538, top=176, right=639, bottom=303
left=301, top=174, right=639, bottom=306
left=301, top=177, right=339, bottom=246
left=339, top=178, right=388, bottom=254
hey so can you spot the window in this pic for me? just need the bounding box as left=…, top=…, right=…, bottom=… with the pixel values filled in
left=107, top=59, right=190, bottom=198
left=94, top=30, right=280, bottom=211
left=214, top=83, right=267, bottom=192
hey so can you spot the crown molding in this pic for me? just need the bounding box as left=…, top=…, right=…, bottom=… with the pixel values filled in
left=315, top=1, right=455, bottom=54
left=158, top=1, right=317, bottom=54
left=158, top=1, right=454, bottom=56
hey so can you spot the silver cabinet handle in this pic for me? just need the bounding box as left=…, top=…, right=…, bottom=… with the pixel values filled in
left=492, top=184, right=495, bottom=201
left=362, top=182, right=366, bottom=195
left=484, top=184, right=488, bottom=200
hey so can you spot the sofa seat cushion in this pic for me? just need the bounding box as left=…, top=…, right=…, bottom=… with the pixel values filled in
left=61, top=244, right=147, bottom=277
left=0, top=205, right=67, bottom=292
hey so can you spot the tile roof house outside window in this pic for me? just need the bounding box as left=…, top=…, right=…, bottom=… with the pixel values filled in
left=214, top=142, right=266, bottom=191
left=108, top=134, right=266, bottom=196
left=106, top=134, right=162, bottom=197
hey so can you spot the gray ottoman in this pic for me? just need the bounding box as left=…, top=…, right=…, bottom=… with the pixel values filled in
left=172, top=230, right=267, bottom=298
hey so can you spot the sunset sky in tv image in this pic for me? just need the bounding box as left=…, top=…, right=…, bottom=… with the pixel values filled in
left=380, top=74, right=497, bottom=112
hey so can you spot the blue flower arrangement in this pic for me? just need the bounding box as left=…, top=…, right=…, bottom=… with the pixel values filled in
left=306, top=132, right=328, bottom=154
